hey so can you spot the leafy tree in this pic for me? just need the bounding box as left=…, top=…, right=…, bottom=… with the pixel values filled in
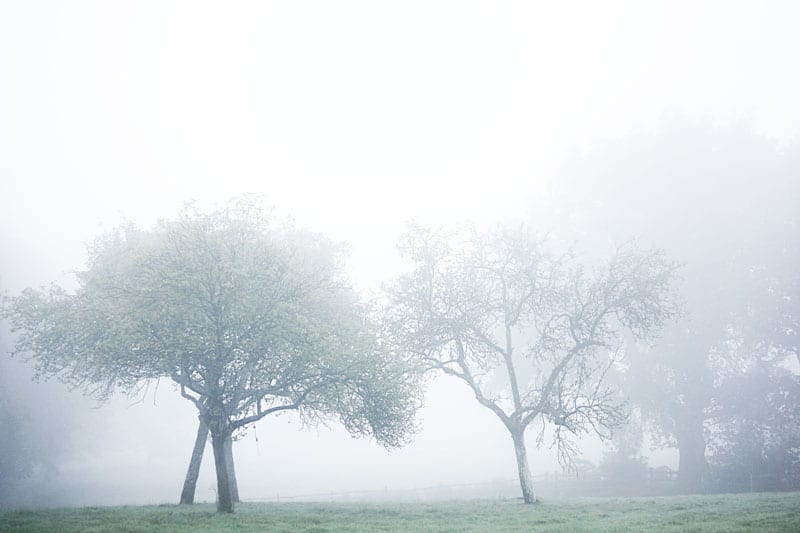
left=2, top=201, right=418, bottom=513
left=707, top=364, right=800, bottom=492
left=387, top=224, right=676, bottom=503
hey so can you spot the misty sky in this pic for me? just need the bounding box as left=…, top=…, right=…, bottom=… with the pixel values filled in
left=2, top=1, right=800, bottom=505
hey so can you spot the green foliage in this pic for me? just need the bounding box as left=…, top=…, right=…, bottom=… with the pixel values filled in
left=2, top=200, right=420, bottom=511
left=1, top=493, right=799, bottom=532
left=4, top=201, right=417, bottom=445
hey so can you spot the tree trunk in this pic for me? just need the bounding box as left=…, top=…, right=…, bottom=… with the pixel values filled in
left=211, top=432, right=234, bottom=513
left=224, top=435, right=240, bottom=503
left=179, top=418, right=209, bottom=504
left=511, top=430, right=537, bottom=504
left=676, top=420, right=708, bottom=494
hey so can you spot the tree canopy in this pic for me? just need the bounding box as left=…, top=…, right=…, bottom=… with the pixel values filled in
left=3, top=201, right=419, bottom=512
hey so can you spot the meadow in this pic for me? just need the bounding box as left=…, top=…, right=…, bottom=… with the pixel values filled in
left=1, top=492, right=799, bottom=532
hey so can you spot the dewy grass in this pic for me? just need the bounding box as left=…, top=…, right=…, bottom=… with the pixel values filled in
left=1, top=492, right=799, bottom=532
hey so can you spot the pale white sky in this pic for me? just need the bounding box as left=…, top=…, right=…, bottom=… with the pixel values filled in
left=2, top=1, right=800, bottom=504
left=3, top=1, right=799, bottom=291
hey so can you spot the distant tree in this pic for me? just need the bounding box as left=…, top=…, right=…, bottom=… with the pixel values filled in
left=736, top=220, right=800, bottom=367
left=596, top=406, right=651, bottom=489
left=707, top=364, right=800, bottom=492
left=387, top=224, right=676, bottom=503
left=0, top=333, right=87, bottom=510
left=2, top=201, right=419, bottom=513
left=596, top=451, right=650, bottom=491
left=0, top=360, right=73, bottom=509
left=0, top=388, right=33, bottom=506
left=548, top=117, right=800, bottom=492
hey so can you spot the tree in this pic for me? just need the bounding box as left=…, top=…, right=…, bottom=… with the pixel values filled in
left=547, top=117, right=800, bottom=492
left=0, top=358, right=73, bottom=509
left=2, top=201, right=419, bottom=513
left=707, top=364, right=800, bottom=492
left=387, top=224, right=676, bottom=503
left=0, top=387, right=34, bottom=507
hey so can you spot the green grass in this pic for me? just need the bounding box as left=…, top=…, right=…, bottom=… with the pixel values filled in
left=1, top=492, right=799, bottom=532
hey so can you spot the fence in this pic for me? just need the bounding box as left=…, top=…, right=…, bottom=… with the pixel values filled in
left=246, top=467, right=683, bottom=503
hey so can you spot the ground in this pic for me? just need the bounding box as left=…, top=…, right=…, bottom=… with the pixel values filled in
left=1, top=492, right=798, bottom=532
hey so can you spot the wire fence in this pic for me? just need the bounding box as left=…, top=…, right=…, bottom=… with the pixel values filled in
left=245, top=468, right=683, bottom=503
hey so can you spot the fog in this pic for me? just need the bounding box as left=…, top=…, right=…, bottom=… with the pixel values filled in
left=1, top=1, right=799, bottom=507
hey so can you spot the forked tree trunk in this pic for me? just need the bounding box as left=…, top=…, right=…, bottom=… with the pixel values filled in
left=180, top=418, right=209, bottom=504
left=224, top=435, right=240, bottom=503
left=511, top=430, right=537, bottom=504
left=211, top=432, right=234, bottom=513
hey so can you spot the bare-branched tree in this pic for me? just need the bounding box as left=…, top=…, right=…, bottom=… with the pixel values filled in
left=387, top=225, right=677, bottom=503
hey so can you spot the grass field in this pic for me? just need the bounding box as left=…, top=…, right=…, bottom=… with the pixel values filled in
left=1, top=492, right=799, bottom=532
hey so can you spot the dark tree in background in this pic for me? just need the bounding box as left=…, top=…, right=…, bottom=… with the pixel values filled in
left=2, top=200, right=419, bottom=513
left=708, top=364, right=800, bottom=492
left=736, top=221, right=800, bottom=367
left=387, top=224, right=676, bottom=503
left=0, top=388, right=33, bottom=506
left=0, top=331, right=79, bottom=509
left=549, top=117, right=800, bottom=492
